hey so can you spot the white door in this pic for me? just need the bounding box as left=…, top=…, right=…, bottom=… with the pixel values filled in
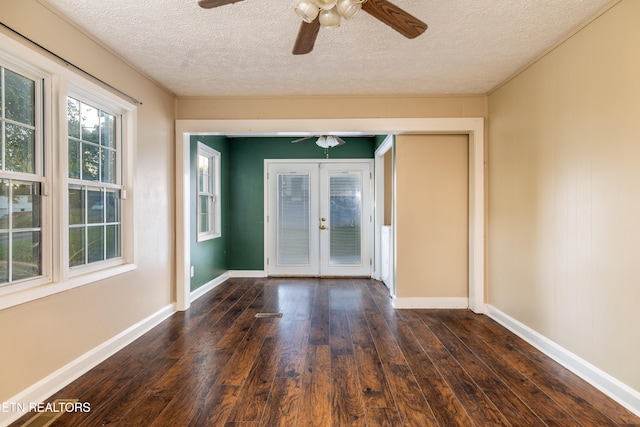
left=267, top=161, right=372, bottom=276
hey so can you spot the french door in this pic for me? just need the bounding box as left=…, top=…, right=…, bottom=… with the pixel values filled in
left=267, top=161, right=372, bottom=276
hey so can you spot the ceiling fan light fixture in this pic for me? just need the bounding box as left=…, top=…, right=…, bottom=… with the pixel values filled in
left=295, top=0, right=320, bottom=23
left=336, top=0, right=362, bottom=19
left=315, top=135, right=340, bottom=148
left=319, top=8, right=341, bottom=27
left=314, top=0, right=337, bottom=11
left=325, top=135, right=341, bottom=147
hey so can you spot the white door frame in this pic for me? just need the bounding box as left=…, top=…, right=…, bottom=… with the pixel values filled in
left=265, top=159, right=374, bottom=277
left=175, top=118, right=485, bottom=313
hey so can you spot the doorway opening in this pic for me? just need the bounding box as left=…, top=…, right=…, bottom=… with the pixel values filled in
left=175, top=118, right=485, bottom=313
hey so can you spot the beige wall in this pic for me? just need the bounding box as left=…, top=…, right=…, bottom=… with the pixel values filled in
left=395, top=135, right=469, bottom=299
left=176, top=95, right=486, bottom=120
left=0, top=0, right=175, bottom=400
left=488, top=0, right=640, bottom=390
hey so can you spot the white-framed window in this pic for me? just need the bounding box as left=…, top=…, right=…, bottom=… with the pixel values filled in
left=66, top=97, right=122, bottom=269
left=0, top=61, right=48, bottom=290
left=196, top=142, right=220, bottom=241
left=0, top=32, right=137, bottom=310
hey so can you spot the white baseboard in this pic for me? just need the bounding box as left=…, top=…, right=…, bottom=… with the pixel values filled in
left=228, top=270, right=267, bottom=278
left=393, top=297, right=468, bottom=309
left=0, top=304, right=175, bottom=427
left=485, top=304, right=640, bottom=418
left=190, top=272, right=230, bottom=303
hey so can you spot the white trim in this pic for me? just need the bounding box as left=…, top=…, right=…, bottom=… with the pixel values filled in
left=175, top=117, right=485, bottom=313
left=393, top=297, right=469, bottom=309
left=176, top=130, right=191, bottom=311
left=0, top=304, right=174, bottom=426
left=374, top=135, right=393, bottom=288
left=485, top=304, right=640, bottom=418
left=190, top=272, right=229, bottom=302
left=228, top=270, right=268, bottom=278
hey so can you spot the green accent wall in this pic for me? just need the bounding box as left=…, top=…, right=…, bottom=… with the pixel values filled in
left=190, top=135, right=229, bottom=291
left=374, top=134, right=389, bottom=150
left=228, top=136, right=375, bottom=270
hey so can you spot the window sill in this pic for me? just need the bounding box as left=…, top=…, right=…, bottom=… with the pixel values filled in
left=0, top=263, right=137, bottom=311
left=197, top=233, right=221, bottom=243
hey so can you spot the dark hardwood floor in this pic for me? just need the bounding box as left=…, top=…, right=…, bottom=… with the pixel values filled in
left=12, top=278, right=640, bottom=426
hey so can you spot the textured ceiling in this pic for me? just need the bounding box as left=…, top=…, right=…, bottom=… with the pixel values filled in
left=42, top=0, right=612, bottom=97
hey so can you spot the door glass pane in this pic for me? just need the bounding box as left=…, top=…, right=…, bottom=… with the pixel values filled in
left=329, top=174, right=361, bottom=265
left=277, top=173, right=310, bottom=265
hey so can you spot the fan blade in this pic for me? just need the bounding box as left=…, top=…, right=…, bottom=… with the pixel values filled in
left=291, top=136, right=315, bottom=143
left=362, top=0, right=427, bottom=39
left=197, top=0, right=244, bottom=9
left=293, top=19, right=321, bottom=55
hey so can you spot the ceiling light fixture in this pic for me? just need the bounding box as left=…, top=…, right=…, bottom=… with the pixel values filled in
left=295, top=0, right=366, bottom=28
left=315, top=135, right=341, bottom=148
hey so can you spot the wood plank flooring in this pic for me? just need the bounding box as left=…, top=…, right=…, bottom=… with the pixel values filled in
left=11, top=278, right=640, bottom=426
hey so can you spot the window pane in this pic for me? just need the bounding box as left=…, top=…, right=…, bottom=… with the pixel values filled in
left=105, top=190, right=119, bottom=223
left=5, top=122, right=35, bottom=173
left=199, top=195, right=209, bottom=233
left=11, top=231, right=41, bottom=281
left=67, top=98, right=81, bottom=138
left=106, top=224, right=119, bottom=259
left=69, top=228, right=85, bottom=267
left=100, top=111, right=115, bottom=148
left=198, top=154, right=211, bottom=193
left=101, top=148, right=116, bottom=183
left=82, top=143, right=100, bottom=180
left=69, top=185, right=85, bottom=225
left=0, top=181, right=9, bottom=230
left=11, top=182, right=40, bottom=229
left=81, top=103, right=99, bottom=143
left=87, top=226, right=104, bottom=263
left=87, top=188, right=103, bottom=224
left=4, top=69, right=35, bottom=126
left=68, top=138, right=81, bottom=179
left=0, top=233, right=8, bottom=284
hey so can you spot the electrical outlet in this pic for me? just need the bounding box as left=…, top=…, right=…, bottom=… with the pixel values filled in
left=190, top=266, right=195, bottom=277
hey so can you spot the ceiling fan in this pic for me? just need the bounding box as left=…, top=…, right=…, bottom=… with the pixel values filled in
left=197, top=0, right=427, bottom=55
left=292, top=135, right=346, bottom=157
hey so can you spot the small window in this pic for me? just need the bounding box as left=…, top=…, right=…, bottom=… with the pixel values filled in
left=197, top=142, right=220, bottom=241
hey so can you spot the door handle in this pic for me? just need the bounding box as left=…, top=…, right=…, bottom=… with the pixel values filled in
left=320, top=225, right=327, bottom=230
